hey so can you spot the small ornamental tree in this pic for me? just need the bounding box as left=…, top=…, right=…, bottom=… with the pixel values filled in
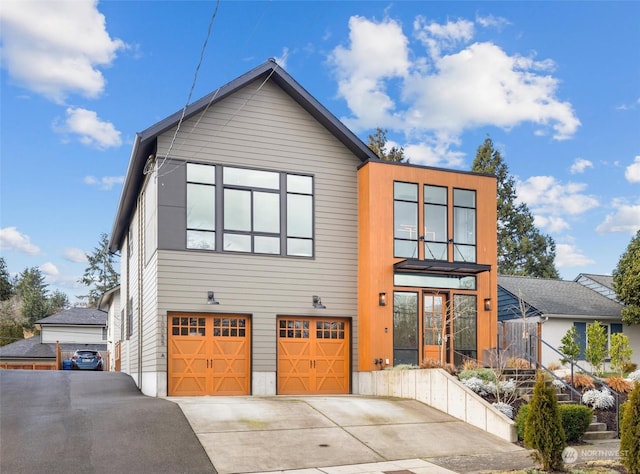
left=610, top=333, right=633, bottom=376
left=620, top=382, right=640, bottom=474
left=524, top=372, right=566, bottom=471
left=586, top=321, right=608, bottom=375
left=559, top=326, right=581, bottom=365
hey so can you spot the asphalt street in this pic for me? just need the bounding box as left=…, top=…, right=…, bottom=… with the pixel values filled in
left=0, top=370, right=215, bottom=474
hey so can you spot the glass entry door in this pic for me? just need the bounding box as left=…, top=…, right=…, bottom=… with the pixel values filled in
left=393, top=292, right=418, bottom=366
left=423, top=293, right=449, bottom=363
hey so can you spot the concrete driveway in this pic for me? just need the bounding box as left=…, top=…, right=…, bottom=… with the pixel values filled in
left=171, top=395, right=527, bottom=474
left=1, top=370, right=532, bottom=474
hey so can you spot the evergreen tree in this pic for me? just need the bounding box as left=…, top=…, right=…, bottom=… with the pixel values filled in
left=79, top=233, right=120, bottom=307
left=613, top=230, right=640, bottom=324
left=48, top=290, right=70, bottom=314
left=15, top=267, right=49, bottom=328
left=0, top=320, right=24, bottom=347
left=471, top=138, right=559, bottom=278
left=367, top=128, right=406, bottom=162
left=0, top=257, right=13, bottom=301
left=620, top=382, right=640, bottom=474
left=524, top=372, right=566, bottom=471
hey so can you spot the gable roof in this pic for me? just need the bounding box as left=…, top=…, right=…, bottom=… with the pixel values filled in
left=109, top=59, right=381, bottom=253
left=498, top=275, right=622, bottom=318
left=35, top=307, right=107, bottom=326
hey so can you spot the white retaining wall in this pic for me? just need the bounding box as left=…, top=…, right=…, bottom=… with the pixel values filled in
left=356, top=368, right=517, bottom=443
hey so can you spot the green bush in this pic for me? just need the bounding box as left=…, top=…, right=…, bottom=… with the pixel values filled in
left=524, top=373, right=566, bottom=471
left=458, top=368, right=496, bottom=382
left=516, top=404, right=593, bottom=443
left=620, top=382, right=640, bottom=474
left=560, top=404, right=593, bottom=442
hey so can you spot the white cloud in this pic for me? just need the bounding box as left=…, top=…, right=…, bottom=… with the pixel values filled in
left=475, top=14, right=511, bottom=30
left=64, top=247, right=88, bottom=263
left=55, top=107, right=122, bottom=149
left=570, top=158, right=594, bottom=174
left=596, top=200, right=640, bottom=234
left=533, top=215, right=570, bottom=233
left=328, top=14, right=581, bottom=167
left=273, top=47, right=290, bottom=69
left=329, top=16, right=410, bottom=130
left=0, top=227, right=40, bottom=255
left=0, top=0, right=125, bottom=103
left=84, top=174, right=124, bottom=190
left=40, top=262, right=60, bottom=277
left=555, top=243, right=595, bottom=268
left=625, top=156, right=640, bottom=183
left=517, top=176, right=599, bottom=217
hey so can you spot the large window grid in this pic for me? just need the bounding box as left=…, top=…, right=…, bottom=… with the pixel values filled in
left=394, top=182, right=418, bottom=258
left=453, top=188, right=476, bottom=263
left=424, top=185, right=448, bottom=260
left=186, top=163, right=313, bottom=257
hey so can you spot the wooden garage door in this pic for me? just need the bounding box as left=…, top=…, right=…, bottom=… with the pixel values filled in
left=277, top=317, right=350, bottom=395
left=168, top=314, right=250, bottom=396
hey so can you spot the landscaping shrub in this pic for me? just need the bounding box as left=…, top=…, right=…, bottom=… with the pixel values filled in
left=623, top=363, right=638, bottom=374
left=506, top=357, right=531, bottom=369
left=461, top=358, right=481, bottom=370
left=515, top=404, right=593, bottom=443
left=547, top=361, right=562, bottom=371
left=620, top=382, right=640, bottom=474
left=559, top=404, right=593, bottom=442
left=492, top=402, right=513, bottom=419
left=458, top=368, right=496, bottom=383
left=524, top=373, right=566, bottom=471
left=582, top=388, right=615, bottom=409
left=419, top=358, right=457, bottom=374
left=628, top=369, right=640, bottom=383
left=606, top=376, right=634, bottom=393
left=566, top=373, right=596, bottom=390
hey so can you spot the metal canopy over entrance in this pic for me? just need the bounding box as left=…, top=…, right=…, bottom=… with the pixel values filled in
left=394, top=258, right=491, bottom=274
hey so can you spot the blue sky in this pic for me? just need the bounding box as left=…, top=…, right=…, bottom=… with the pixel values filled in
left=1, top=0, right=639, bottom=304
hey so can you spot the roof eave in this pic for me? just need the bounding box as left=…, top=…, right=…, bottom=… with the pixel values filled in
left=109, top=60, right=380, bottom=253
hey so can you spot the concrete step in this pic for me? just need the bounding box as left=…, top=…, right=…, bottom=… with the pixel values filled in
left=587, top=422, right=608, bottom=432
left=582, top=430, right=617, bottom=441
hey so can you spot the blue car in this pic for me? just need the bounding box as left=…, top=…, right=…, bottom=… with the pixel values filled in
left=70, top=350, right=103, bottom=371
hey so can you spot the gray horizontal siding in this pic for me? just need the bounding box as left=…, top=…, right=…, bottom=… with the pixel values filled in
left=152, top=79, right=360, bottom=374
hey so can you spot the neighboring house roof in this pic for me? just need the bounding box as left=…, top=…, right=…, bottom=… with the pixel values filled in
left=0, top=335, right=106, bottom=360
left=109, top=59, right=382, bottom=253
left=576, top=273, right=614, bottom=289
left=574, top=273, right=619, bottom=302
left=35, top=307, right=107, bottom=326
left=98, top=285, right=120, bottom=311
left=498, top=275, right=622, bottom=319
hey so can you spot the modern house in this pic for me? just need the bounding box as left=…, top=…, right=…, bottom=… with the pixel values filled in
left=107, top=60, right=498, bottom=397
left=497, top=274, right=640, bottom=369
left=0, top=307, right=107, bottom=370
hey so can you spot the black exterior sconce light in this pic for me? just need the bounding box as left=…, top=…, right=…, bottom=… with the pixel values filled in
left=312, top=295, right=326, bottom=309
left=207, top=291, right=220, bottom=305
left=379, top=292, right=387, bottom=306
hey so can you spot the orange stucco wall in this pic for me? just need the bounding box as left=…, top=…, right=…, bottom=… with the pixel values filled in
left=357, top=160, right=498, bottom=371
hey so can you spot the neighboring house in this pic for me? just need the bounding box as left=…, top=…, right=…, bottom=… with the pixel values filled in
left=98, top=286, right=121, bottom=371
left=106, top=59, right=498, bottom=397
left=0, top=307, right=107, bottom=370
left=497, top=275, right=640, bottom=369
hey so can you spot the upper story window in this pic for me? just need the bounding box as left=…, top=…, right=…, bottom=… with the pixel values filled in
left=394, top=182, right=418, bottom=258
left=186, top=163, right=313, bottom=257
left=424, top=185, right=448, bottom=260
left=453, top=188, right=476, bottom=262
